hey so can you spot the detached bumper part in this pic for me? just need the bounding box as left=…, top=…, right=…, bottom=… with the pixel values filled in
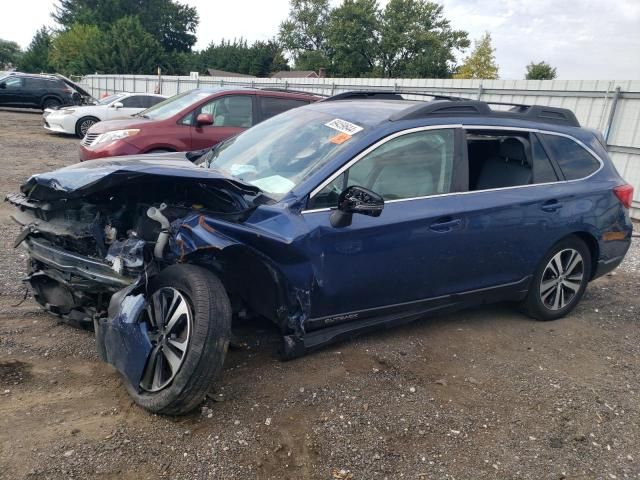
left=95, top=283, right=152, bottom=388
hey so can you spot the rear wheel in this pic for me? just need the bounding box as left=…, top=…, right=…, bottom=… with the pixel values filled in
left=42, top=98, right=61, bottom=110
left=521, top=236, right=591, bottom=321
left=75, top=116, right=99, bottom=138
left=124, top=264, right=231, bottom=415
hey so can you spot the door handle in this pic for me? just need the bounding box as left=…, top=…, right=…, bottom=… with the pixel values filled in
left=429, top=218, right=462, bottom=232
left=541, top=200, right=563, bottom=212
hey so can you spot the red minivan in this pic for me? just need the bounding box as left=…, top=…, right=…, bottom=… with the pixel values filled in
left=79, top=88, right=320, bottom=161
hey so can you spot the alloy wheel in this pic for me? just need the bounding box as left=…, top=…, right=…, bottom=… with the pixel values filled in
left=139, top=287, right=193, bottom=392
left=80, top=119, right=95, bottom=137
left=539, top=248, right=585, bottom=311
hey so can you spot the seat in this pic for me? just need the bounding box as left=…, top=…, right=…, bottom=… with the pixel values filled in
left=475, top=137, right=532, bottom=190
left=370, top=150, right=437, bottom=200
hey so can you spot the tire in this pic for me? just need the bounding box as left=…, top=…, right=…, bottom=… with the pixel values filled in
left=521, top=235, right=592, bottom=321
left=75, top=116, right=99, bottom=138
left=42, top=98, right=61, bottom=110
left=124, top=264, right=231, bottom=415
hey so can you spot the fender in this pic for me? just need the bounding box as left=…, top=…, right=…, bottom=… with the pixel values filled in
left=171, top=214, right=311, bottom=334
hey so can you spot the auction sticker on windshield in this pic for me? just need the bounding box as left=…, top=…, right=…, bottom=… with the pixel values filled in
left=325, top=118, right=364, bottom=135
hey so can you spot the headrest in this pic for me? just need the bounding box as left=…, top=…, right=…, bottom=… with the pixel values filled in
left=499, top=137, right=529, bottom=163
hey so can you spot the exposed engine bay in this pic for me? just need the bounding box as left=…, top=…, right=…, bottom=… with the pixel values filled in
left=8, top=173, right=260, bottom=326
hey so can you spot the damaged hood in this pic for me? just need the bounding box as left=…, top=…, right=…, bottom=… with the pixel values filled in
left=21, top=153, right=262, bottom=201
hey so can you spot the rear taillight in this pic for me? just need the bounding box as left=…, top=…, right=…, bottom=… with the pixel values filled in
left=613, top=184, right=634, bottom=209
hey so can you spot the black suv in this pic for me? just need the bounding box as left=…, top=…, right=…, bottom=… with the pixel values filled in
left=0, top=73, right=84, bottom=110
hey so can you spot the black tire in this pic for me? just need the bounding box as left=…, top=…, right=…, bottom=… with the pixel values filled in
left=75, top=116, right=99, bottom=138
left=124, top=264, right=231, bottom=415
left=521, top=235, right=592, bottom=321
left=42, top=98, right=61, bottom=110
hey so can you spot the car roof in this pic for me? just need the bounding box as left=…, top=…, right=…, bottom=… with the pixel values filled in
left=302, top=91, right=582, bottom=131
left=193, top=86, right=322, bottom=100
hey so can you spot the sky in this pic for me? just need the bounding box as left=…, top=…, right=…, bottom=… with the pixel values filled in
left=1, top=0, right=639, bottom=79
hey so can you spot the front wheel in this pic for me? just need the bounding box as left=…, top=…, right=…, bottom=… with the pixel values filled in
left=521, top=236, right=592, bottom=321
left=75, top=116, right=99, bottom=138
left=124, top=264, right=231, bottom=415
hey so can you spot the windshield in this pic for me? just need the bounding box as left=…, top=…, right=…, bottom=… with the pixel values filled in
left=204, top=107, right=369, bottom=200
left=98, top=93, right=125, bottom=105
left=137, top=90, right=211, bottom=120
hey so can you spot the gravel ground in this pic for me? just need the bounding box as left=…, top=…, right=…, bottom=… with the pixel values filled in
left=0, top=108, right=639, bottom=480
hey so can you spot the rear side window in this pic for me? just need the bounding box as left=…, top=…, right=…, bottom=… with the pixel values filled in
left=540, top=134, right=600, bottom=180
left=121, top=96, right=146, bottom=108
left=259, top=97, right=309, bottom=119
left=465, top=130, right=559, bottom=190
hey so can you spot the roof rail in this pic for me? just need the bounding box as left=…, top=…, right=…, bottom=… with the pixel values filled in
left=258, top=87, right=327, bottom=97
left=390, top=100, right=580, bottom=127
left=323, top=90, right=471, bottom=102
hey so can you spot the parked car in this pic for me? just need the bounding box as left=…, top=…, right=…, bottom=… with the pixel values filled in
left=43, top=92, right=166, bottom=138
left=8, top=92, right=633, bottom=414
left=79, top=87, right=321, bottom=161
left=0, top=73, right=93, bottom=110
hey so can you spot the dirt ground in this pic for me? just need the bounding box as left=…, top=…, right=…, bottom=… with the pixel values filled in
left=0, top=108, right=639, bottom=480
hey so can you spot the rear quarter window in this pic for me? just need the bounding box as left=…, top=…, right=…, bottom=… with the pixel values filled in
left=540, top=134, right=601, bottom=180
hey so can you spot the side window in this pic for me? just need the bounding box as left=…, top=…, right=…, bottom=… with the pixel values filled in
left=198, top=95, right=254, bottom=127
left=467, top=131, right=536, bottom=190
left=540, top=134, right=600, bottom=180
left=4, top=77, right=24, bottom=88
left=259, top=97, right=309, bottom=120
left=310, top=129, right=455, bottom=209
left=121, top=96, right=145, bottom=108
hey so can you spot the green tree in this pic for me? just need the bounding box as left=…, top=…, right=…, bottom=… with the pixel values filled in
left=0, top=39, right=22, bottom=69
left=17, top=27, right=54, bottom=73
left=278, top=0, right=332, bottom=71
left=53, top=0, right=199, bottom=52
left=100, top=17, right=166, bottom=74
left=454, top=32, right=499, bottom=79
left=377, top=0, right=469, bottom=78
left=49, top=23, right=105, bottom=75
left=197, top=39, right=290, bottom=77
left=525, top=61, right=557, bottom=80
left=327, top=0, right=379, bottom=77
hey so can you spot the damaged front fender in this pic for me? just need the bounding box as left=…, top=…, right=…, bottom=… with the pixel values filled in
left=94, top=281, right=152, bottom=388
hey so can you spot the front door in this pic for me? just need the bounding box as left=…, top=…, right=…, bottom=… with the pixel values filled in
left=302, top=127, right=473, bottom=319
left=0, top=76, right=25, bottom=106
left=189, top=94, right=254, bottom=150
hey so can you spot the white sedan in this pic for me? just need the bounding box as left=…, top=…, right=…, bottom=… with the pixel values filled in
left=43, top=92, right=166, bottom=138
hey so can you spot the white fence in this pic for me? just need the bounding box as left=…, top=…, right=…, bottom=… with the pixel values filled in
left=80, top=75, right=640, bottom=218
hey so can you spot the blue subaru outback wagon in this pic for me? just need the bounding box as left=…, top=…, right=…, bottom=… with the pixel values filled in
left=8, top=91, right=634, bottom=414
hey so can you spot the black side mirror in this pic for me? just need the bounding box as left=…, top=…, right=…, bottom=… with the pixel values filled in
left=0, top=83, right=6, bottom=89
left=330, top=185, right=384, bottom=228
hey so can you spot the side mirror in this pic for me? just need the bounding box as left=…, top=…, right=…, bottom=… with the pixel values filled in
left=112, top=101, right=123, bottom=109
left=0, top=83, right=6, bottom=89
left=330, top=185, right=384, bottom=228
left=196, top=113, right=214, bottom=126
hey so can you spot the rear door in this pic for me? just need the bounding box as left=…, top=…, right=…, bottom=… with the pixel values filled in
left=188, top=94, right=255, bottom=150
